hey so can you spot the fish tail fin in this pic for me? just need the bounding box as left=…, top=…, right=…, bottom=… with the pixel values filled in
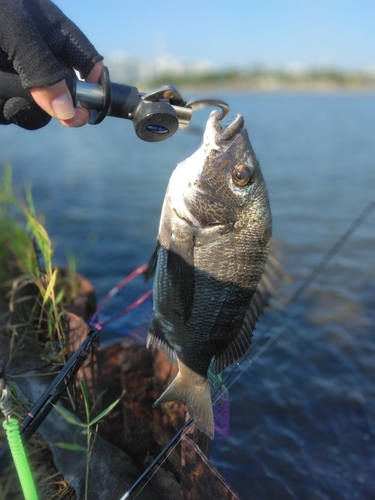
left=153, top=360, right=214, bottom=440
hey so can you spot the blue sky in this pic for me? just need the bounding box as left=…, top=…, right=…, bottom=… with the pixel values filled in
left=55, top=0, right=374, bottom=70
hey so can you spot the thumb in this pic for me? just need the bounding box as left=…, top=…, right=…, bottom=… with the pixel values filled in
left=30, top=80, right=75, bottom=120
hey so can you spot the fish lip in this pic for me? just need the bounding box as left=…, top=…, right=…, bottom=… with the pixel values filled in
left=209, top=112, right=245, bottom=145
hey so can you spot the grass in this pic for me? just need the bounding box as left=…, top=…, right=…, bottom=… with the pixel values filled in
left=0, top=164, right=121, bottom=499
left=54, top=381, right=123, bottom=500
left=0, top=163, right=69, bottom=356
left=0, top=371, right=76, bottom=500
left=0, top=163, right=81, bottom=499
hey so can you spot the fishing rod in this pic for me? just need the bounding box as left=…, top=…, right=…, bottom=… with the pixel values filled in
left=0, top=202, right=373, bottom=496
left=0, top=265, right=153, bottom=477
left=120, top=200, right=375, bottom=500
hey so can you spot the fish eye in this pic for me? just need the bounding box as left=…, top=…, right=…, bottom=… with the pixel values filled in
left=232, top=165, right=253, bottom=186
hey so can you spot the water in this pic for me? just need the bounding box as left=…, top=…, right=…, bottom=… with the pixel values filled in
left=1, top=92, right=375, bottom=499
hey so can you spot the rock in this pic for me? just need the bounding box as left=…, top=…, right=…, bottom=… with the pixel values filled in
left=0, top=268, right=242, bottom=500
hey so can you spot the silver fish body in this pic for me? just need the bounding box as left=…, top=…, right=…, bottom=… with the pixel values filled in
left=147, top=111, right=272, bottom=439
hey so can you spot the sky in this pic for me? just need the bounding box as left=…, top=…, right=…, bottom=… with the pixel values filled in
left=55, top=0, right=375, bottom=71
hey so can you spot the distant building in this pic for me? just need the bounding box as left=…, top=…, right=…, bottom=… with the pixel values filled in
left=105, top=51, right=213, bottom=84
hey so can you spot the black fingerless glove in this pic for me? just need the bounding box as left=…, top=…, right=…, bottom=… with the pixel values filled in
left=0, top=0, right=103, bottom=129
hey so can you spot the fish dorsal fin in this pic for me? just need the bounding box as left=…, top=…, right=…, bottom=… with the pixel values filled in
left=166, top=247, right=195, bottom=323
left=144, top=242, right=160, bottom=281
left=212, top=245, right=283, bottom=374
left=147, top=317, right=177, bottom=363
left=212, top=302, right=255, bottom=374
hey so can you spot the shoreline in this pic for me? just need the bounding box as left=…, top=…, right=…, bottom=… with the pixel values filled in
left=166, top=83, right=375, bottom=95
left=132, top=74, right=375, bottom=94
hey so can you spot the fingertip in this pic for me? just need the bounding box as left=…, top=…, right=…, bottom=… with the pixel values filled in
left=51, top=93, right=75, bottom=120
left=60, top=107, right=90, bottom=127
left=86, top=61, right=104, bottom=83
left=30, top=80, right=75, bottom=120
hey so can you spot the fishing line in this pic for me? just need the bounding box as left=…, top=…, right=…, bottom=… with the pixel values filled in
left=121, top=360, right=248, bottom=499
left=122, top=366, right=244, bottom=499
left=215, top=322, right=290, bottom=398
left=216, top=200, right=375, bottom=396
left=122, top=200, right=375, bottom=499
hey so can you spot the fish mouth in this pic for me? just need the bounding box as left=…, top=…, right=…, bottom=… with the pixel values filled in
left=169, top=112, right=245, bottom=228
left=208, top=111, right=245, bottom=146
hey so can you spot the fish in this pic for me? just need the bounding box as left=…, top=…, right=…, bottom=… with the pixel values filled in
left=146, top=110, right=272, bottom=439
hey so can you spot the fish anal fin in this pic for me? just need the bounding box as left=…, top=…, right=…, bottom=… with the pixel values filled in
left=153, top=359, right=214, bottom=440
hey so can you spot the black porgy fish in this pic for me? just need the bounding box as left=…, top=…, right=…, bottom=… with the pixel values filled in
left=147, top=111, right=272, bottom=439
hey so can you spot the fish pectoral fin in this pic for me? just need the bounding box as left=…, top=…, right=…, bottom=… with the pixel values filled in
left=153, top=361, right=214, bottom=440
left=144, top=242, right=160, bottom=280
left=147, top=319, right=177, bottom=363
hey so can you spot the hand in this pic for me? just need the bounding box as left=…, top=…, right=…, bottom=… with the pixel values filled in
left=0, top=0, right=103, bottom=129
left=30, top=61, right=103, bottom=127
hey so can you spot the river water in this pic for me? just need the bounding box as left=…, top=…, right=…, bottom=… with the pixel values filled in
left=1, top=91, right=374, bottom=499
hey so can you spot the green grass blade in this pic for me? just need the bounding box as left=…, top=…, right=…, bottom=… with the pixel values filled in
left=53, top=404, right=86, bottom=428
left=54, top=442, right=87, bottom=452
left=88, top=393, right=124, bottom=427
